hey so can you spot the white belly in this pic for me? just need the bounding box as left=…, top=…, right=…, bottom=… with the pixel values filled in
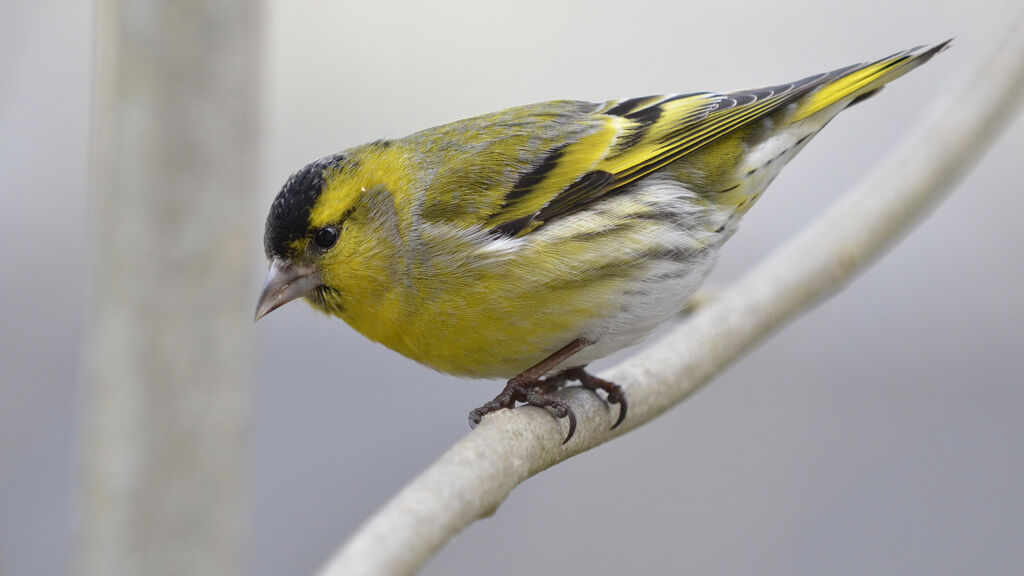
left=530, top=175, right=734, bottom=372
left=566, top=248, right=720, bottom=368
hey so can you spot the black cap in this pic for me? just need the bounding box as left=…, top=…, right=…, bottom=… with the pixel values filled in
left=264, top=153, right=346, bottom=258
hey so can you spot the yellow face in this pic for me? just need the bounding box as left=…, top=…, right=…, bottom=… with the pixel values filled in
left=254, top=142, right=387, bottom=317
left=255, top=142, right=414, bottom=322
left=312, top=143, right=417, bottom=307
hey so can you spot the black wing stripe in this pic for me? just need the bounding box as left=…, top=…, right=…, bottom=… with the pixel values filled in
left=503, top=143, right=570, bottom=203
left=535, top=170, right=614, bottom=223
left=489, top=214, right=536, bottom=238
left=605, top=95, right=658, bottom=117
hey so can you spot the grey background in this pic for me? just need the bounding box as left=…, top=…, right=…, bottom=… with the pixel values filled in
left=2, top=1, right=1022, bottom=575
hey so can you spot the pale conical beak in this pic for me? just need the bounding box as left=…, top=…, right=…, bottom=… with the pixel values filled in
left=254, top=258, right=320, bottom=322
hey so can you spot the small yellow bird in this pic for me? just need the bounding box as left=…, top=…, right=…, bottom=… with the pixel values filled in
left=256, top=42, right=948, bottom=442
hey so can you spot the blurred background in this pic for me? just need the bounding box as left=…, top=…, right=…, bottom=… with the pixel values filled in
left=2, top=1, right=1022, bottom=575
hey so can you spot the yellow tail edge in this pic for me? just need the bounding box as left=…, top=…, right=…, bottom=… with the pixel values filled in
left=791, top=40, right=952, bottom=122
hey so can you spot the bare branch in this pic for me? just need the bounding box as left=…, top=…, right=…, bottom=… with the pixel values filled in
left=317, top=19, right=1024, bottom=576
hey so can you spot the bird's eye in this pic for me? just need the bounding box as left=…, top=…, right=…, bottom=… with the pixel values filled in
left=313, top=226, right=339, bottom=250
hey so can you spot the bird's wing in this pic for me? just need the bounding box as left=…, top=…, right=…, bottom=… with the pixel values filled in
left=410, top=43, right=946, bottom=238
left=479, top=81, right=828, bottom=237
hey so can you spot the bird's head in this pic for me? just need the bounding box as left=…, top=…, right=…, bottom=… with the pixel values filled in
left=255, top=146, right=401, bottom=322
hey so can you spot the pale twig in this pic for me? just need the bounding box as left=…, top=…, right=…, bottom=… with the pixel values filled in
left=317, top=19, right=1024, bottom=576
left=677, top=287, right=718, bottom=317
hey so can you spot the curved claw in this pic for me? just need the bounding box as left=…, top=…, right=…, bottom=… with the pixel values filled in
left=561, top=405, right=578, bottom=444
left=610, top=394, right=627, bottom=430
left=569, top=368, right=628, bottom=431
left=525, top=388, right=578, bottom=444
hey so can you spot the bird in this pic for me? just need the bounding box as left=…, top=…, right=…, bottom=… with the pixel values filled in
left=256, top=42, right=948, bottom=443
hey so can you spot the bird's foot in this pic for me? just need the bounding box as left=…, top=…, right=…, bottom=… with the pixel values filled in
left=557, top=367, right=628, bottom=430
left=468, top=377, right=578, bottom=444
left=467, top=367, right=627, bottom=443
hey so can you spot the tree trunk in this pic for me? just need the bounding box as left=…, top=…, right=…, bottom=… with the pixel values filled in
left=81, top=2, right=259, bottom=575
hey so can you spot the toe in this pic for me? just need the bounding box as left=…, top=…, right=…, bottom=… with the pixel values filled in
left=468, top=410, right=482, bottom=428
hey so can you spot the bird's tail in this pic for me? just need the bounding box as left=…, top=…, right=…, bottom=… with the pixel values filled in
left=710, top=41, right=951, bottom=216
left=790, top=40, right=952, bottom=122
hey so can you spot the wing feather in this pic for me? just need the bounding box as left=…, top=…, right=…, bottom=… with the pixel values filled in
left=484, top=82, right=825, bottom=236
left=407, top=43, right=949, bottom=238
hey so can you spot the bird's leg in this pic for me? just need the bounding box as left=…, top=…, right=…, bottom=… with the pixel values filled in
left=534, top=370, right=574, bottom=392
left=468, top=338, right=589, bottom=444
